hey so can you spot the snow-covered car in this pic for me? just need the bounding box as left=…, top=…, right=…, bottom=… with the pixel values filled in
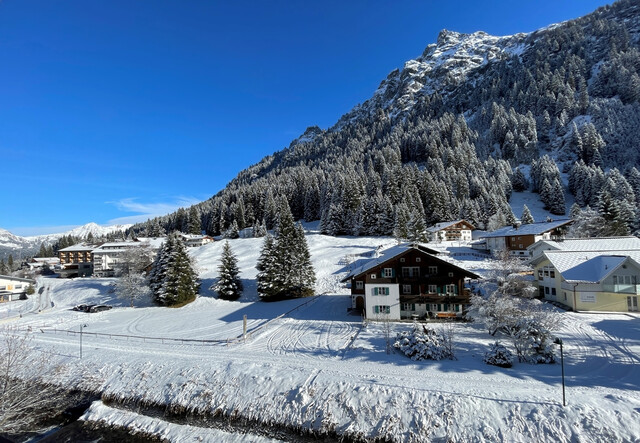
left=89, top=305, right=112, bottom=313
left=72, top=304, right=90, bottom=312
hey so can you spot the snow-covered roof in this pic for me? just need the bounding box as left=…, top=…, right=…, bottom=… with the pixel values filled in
left=533, top=237, right=640, bottom=253
left=342, top=244, right=433, bottom=280
left=58, top=243, right=97, bottom=252
left=543, top=251, right=640, bottom=283
left=479, top=219, right=572, bottom=238
left=342, top=242, right=479, bottom=281
left=426, top=219, right=474, bottom=233
left=0, top=274, right=36, bottom=284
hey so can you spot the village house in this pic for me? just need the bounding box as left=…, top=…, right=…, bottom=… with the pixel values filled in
left=427, top=220, right=475, bottom=242
left=25, top=257, right=60, bottom=272
left=342, top=243, right=480, bottom=320
left=478, top=219, right=572, bottom=258
left=529, top=237, right=640, bottom=312
left=57, top=243, right=96, bottom=278
left=0, top=275, right=36, bottom=302
left=92, top=237, right=165, bottom=277
left=179, top=234, right=215, bottom=247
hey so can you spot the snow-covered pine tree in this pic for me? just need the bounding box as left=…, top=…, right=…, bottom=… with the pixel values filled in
left=213, top=241, right=243, bottom=300
left=256, top=233, right=276, bottom=297
left=520, top=205, right=535, bottom=224
left=149, top=232, right=199, bottom=306
left=188, top=206, right=201, bottom=235
left=258, top=198, right=315, bottom=300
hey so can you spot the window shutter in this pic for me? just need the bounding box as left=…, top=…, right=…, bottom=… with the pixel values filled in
left=391, top=269, right=395, bottom=278
left=374, top=287, right=378, bottom=296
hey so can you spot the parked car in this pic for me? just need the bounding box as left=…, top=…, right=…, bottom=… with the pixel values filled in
left=89, top=305, right=112, bottom=313
left=72, top=304, right=89, bottom=312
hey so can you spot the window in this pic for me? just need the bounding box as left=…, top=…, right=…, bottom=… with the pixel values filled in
left=401, top=267, right=420, bottom=278
left=538, top=270, right=543, bottom=281
left=0, top=286, right=5, bottom=290
left=373, top=287, right=390, bottom=296
left=400, top=258, right=405, bottom=263
left=518, top=244, right=523, bottom=249
left=448, top=272, right=454, bottom=277
left=15, top=285, right=22, bottom=289
left=544, top=286, right=550, bottom=295
left=428, top=266, right=438, bottom=275
left=446, top=284, right=456, bottom=294
left=428, top=284, right=437, bottom=294
left=401, top=303, right=415, bottom=311
left=355, top=281, right=363, bottom=290
left=415, top=257, right=421, bottom=263
left=402, top=284, right=412, bottom=294
left=382, top=268, right=394, bottom=278
left=550, top=270, right=555, bottom=278
left=564, top=292, right=567, bottom=301
left=370, top=274, right=376, bottom=279
left=374, top=305, right=391, bottom=314
left=551, top=288, right=556, bottom=296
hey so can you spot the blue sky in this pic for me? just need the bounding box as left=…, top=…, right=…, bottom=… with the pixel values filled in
left=1, top=0, right=611, bottom=236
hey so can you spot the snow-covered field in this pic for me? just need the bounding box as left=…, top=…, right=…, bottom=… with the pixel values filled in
left=2, top=228, right=639, bottom=442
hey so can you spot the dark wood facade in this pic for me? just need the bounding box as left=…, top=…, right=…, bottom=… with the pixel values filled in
left=346, top=246, right=479, bottom=319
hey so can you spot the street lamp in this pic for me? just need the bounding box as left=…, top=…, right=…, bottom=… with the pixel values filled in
left=554, top=337, right=566, bottom=406
left=79, top=324, right=87, bottom=359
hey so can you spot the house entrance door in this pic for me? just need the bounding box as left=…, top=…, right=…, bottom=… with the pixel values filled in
left=355, top=296, right=364, bottom=310
left=627, top=296, right=638, bottom=312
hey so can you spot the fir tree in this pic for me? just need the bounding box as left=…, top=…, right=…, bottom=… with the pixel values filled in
left=149, top=232, right=199, bottom=306
left=521, top=205, right=535, bottom=224
left=258, top=198, right=315, bottom=300
left=0, top=259, right=8, bottom=275
left=256, top=234, right=276, bottom=297
left=213, top=241, right=243, bottom=300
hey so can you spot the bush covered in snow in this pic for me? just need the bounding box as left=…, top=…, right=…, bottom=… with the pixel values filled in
left=484, top=341, right=514, bottom=368
left=393, top=323, right=454, bottom=361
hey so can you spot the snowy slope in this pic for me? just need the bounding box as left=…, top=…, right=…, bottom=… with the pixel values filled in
left=2, top=230, right=639, bottom=442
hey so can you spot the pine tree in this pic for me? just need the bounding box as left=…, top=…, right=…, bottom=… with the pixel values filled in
left=521, top=205, right=535, bottom=224
left=256, top=234, right=277, bottom=297
left=258, top=198, right=315, bottom=300
left=213, top=241, right=243, bottom=300
left=149, top=232, right=199, bottom=306
left=0, top=259, right=8, bottom=275
left=188, top=206, right=201, bottom=235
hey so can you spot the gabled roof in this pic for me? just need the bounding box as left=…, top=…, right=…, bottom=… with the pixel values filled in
left=543, top=250, right=640, bottom=283
left=427, top=219, right=474, bottom=233
left=480, top=219, right=572, bottom=239
left=341, top=243, right=480, bottom=282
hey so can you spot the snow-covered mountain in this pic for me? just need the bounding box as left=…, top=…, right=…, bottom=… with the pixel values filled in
left=0, top=223, right=132, bottom=260
left=132, top=0, right=640, bottom=239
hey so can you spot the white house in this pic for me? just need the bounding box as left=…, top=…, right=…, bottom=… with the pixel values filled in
left=427, top=220, right=475, bottom=242
left=0, top=275, right=36, bottom=302
left=92, top=237, right=165, bottom=277
left=179, top=234, right=215, bottom=247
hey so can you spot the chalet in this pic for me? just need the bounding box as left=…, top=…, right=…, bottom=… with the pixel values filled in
left=180, top=234, right=215, bottom=247
left=529, top=237, right=640, bottom=312
left=479, top=219, right=572, bottom=258
left=427, top=220, right=475, bottom=242
left=0, top=275, right=36, bottom=302
left=57, top=243, right=96, bottom=277
left=341, top=243, right=480, bottom=320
